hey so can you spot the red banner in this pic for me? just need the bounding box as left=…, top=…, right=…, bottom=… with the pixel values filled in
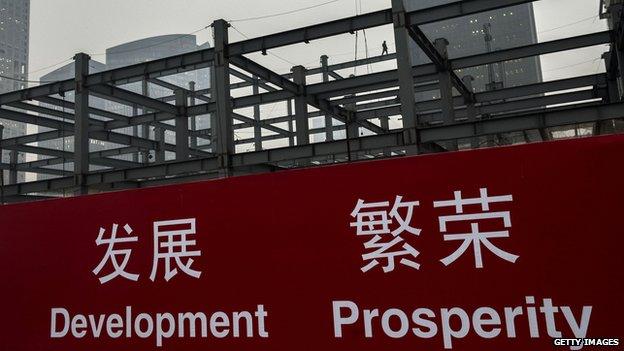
left=1, top=135, right=623, bottom=350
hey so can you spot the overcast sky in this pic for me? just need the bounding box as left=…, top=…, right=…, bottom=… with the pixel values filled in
left=29, top=0, right=607, bottom=83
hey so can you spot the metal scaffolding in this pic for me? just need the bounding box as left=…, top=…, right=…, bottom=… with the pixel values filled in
left=0, top=0, right=623, bottom=202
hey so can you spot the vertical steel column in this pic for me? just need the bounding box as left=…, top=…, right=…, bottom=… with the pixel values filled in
left=345, top=92, right=359, bottom=138
left=0, top=125, right=4, bottom=201
left=252, top=75, right=262, bottom=151
left=132, top=104, right=139, bottom=163
left=209, top=65, right=218, bottom=153
left=391, top=0, right=419, bottom=152
left=212, top=19, right=235, bottom=171
left=175, top=89, right=190, bottom=161
left=320, top=55, right=333, bottom=141
left=462, top=75, right=479, bottom=149
left=155, top=127, right=166, bottom=163
left=73, top=53, right=90, bottom=195
left=292, top=65, right=310, bottom=145
left=189, top=81, right=198, bottom=150
left=609, top=4, right=624, bottom=100
left=9, top=150, right=17, bottom=184
left=286, top=99, right=294, bottom=147
left=320, top=55, right=330, bottom=82
left=141, top=79, right=151, bottom=163
left=435, top=38, right=455, bottom=124
left=603, top=52, right=620, bottom=103
left=462, top=75, right=476, bottom=121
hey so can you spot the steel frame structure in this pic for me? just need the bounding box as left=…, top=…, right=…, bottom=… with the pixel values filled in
left=0, top=0, right=623, bottom=202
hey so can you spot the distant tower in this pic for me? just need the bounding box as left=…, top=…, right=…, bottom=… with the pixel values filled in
left=404, top=0, right=542, bottom=96
left=36, top=35, right=211, bottom=180
left=105, top=35, right=212, bottom=157
left=0, top=0, right=30, bottom=183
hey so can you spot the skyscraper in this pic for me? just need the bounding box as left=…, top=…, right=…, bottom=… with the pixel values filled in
left=38, top=59, right=108, bottom=167
left=37, top=34, right=211, bottom=179
left=0, top=0, right=29, bottom=183
left=404, top=0, right=542, bottom=95
left=104, top=35, right=211, bottom=156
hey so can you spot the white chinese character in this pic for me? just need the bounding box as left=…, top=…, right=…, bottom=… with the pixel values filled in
left=92, top=223, right=139, bottom=284
left=350, top=196, right=421, bottom=273
left=350, top=199, right=391, bottom=236
left=150, top=218, right=202, bottom=282
left=434, top=188, right=519, bottom=268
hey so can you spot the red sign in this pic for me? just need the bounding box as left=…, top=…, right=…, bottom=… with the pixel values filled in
left=1, top=135, right=623, bottom=350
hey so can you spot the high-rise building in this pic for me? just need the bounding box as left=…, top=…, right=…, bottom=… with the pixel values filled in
left=37, top=34, right=211, bottom=179
left=104, top=35, right=211, bottom=155
left=404, top=0, right=542, bottom=96
left=0, top=0, right=29, bottom=183
left=38, top=59, right=108, bottom=164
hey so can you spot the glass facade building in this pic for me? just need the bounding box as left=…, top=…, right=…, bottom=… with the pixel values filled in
left=405, top=0, right=542, bottom=96
left=37, top=35, right=211, bottom=179
left=0, top=0, right=29, bottom=183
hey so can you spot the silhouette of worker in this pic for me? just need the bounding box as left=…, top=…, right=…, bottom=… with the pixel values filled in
left=382, top=41, right=389, bottom=55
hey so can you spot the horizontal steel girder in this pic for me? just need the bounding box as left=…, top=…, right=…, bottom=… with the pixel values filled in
left=3, top=101, right=623, bottom=197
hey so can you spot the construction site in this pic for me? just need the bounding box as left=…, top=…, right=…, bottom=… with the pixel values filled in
left=0, top=0, right=620, bottom=201
left=0, top=1, right=623, bottom=349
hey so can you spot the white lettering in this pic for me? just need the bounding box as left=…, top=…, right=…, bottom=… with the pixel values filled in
left=333, top=300, right=359, bottom=337
left=50, top=308, right=69, bottom=338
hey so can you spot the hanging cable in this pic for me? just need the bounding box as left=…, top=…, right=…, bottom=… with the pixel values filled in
left=29, top=59, right=74, bottom=75
left=353, top=0, right=359, bottom=76
left=229, top=0, right=342, bottom=23
left=0, top=74, right=58, bottom=84
left=538, top=15, right=599, bottom=35
left=544, top=58, right=601, bottom=73
left=360, top=0, right=372, bottom=74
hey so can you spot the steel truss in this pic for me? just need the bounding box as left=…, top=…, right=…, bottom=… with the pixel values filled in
left=0, top=0, right=623, bottom=201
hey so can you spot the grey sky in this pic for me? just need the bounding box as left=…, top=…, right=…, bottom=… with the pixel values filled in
left=29, top=0, right=606, bottom=82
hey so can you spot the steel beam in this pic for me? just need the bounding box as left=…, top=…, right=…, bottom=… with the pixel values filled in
left=230, top=55, right=299, bottom=93
left=320, top=55, right=334, bottom=141
left=0, top=162, right=72, bottom=177
left=405, top=24, right=472, bottom=102
left=355, top=89, right=604, bottom=123
left=0, top=125, right=3, bottom=200
left=155, top=127, right=166, bottom=163
left=0, top=0, right=539, bottom=108
left=452, top=31, right=612, bottom=70
left=74, top=53, right=90, bottom=195
left=291, top=66, right=310, bottom=145
left=287, top=99, right=295, bottom=146
left=391, top=0, right=419, bottom=149
left=462, top=75, right=477, bottom=122
left=3, top=31, right=604, bottom=140
left=252, top=75, right=262, bottom=150
left=189, top=81, right=198, bottom=151
left=22, top=146, right=140, bottom=169
left=175, top=89, right=190, bottom=160
left=8, top=150, right=18, bottom=184
left=35, top=96, right=130, bottom=122
left=1, top=143, right=140, bottom=170
left=434, top=38, right=456, bottom=123
left=8, top=99, right=624, bottom=197
left=89, top=84, right=178, bottom=114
